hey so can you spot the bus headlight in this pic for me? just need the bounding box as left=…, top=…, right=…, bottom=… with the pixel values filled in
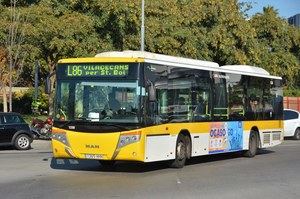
left=117, top=131, right=141, bottom=149
left=52, top=131, right=70, bottom=146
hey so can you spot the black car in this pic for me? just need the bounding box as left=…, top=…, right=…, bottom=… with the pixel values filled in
left=0, top=112, right=34, bottom=150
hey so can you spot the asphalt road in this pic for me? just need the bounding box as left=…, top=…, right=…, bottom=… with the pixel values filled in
left=0, top=139, right=299, bottom=199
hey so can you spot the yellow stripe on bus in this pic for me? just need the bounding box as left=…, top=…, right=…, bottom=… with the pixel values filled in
left=244, top=120, right=283, bottom=131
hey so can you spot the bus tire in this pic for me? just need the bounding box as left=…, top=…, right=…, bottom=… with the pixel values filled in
left=293, top=128, right=300, bottom=140
left=185, top=135, right=191, bottom=159
left=243, top=131, right=258, bottom=158
left=99, top=160, right=116, bottom=168
left=169, top=134, right=187, bottom=168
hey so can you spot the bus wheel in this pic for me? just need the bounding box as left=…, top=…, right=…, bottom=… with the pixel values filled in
left=294, top=128, right=300, bottom=140
left=169, top=134, right=187, bottom=168
left=99, top=160, right=116, bottom=168
left=243, top=131, right=258, bottom=158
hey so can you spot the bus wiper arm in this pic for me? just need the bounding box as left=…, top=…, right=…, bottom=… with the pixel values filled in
left=57, top=118, right=91, bottom=128
left=58, top=120, right=76, bottom=128
left=57, top=120, right=129, bottom=131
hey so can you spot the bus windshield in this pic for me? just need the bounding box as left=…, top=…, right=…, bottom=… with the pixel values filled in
left=54, top=80, right=140, bottom=124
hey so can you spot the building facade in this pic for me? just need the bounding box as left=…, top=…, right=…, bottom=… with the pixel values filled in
left=288, top=14, right=300, bottom=27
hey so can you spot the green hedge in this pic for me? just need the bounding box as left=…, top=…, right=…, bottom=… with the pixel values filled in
left=0, top=87, right=49, bottom=114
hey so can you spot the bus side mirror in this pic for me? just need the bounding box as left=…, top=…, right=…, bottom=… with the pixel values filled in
left=45, top=76, right=51, bottom=94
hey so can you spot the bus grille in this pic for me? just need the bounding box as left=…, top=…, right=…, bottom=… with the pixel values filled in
left=272, top=133, right=281, bottom=141
left=263, top=134, right=271, bottom=144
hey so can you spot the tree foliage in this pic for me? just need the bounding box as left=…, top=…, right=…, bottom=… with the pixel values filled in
left=250, top=7, right=300, bottom=87
left=0, top=0, right=28, bottom=111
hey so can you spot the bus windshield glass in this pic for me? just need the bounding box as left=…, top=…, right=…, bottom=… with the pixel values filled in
left=54, top=80, right=140, bottom=124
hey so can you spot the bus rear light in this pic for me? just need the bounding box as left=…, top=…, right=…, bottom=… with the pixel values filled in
left=117, top=131, right=141, bottom=148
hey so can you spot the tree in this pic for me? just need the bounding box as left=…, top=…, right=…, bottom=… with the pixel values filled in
left=21, top=1, right=102, bottom=114
left=0, top=47, right=9, bottom=112
left=250, top=7, right=300, bottom=87
left=0, top=0, right=27, bottom=112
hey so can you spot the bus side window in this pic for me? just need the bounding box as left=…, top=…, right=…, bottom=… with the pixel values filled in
left=167, top=77, right=193, bottom=122
left=193, top=70, right=212, bottom=121
left=227, top=74, right=245, bottom=121
left=271, top=80, right=283, bottom=120
left=212, top=73, right=228, bottom=121
left=245, top=76, right=264, bottom=120
left=167, top=68, right=196, bottom=123
left=262, top=79, right=274, bottom=120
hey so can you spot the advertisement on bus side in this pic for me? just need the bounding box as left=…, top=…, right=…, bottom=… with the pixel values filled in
left=209, top=121, right=243, bottom=153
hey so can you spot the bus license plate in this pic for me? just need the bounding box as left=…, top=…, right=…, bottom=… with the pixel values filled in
left=84, top=154, right=103, bottom=159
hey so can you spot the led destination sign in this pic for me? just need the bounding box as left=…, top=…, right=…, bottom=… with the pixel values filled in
left=66, top=64, right=129, bottom=77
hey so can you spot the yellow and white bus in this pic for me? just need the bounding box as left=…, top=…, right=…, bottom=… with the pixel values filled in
left=51, top=51, right=283, bottom=168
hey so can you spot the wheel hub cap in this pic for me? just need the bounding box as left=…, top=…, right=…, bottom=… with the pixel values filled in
left=18, top=137, right=29, bottom=148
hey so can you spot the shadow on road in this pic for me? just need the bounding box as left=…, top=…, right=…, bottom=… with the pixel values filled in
left=50, top=158, right=169, bottom=173
left=0, top=146, right=51, bottom=154
left=186, top=149, right=274, bottom=166
left=0, top=146, right=14, bottom=151
left=50, top=149, right=274, bottom=173
left=284, top=137, right=299, bottom=141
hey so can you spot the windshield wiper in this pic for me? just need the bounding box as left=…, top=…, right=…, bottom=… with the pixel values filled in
left=56, top=120, right=129, bottom=131
left=57, top=120, right=76, bottom=129
left=56, top=118, right=90, bottom=128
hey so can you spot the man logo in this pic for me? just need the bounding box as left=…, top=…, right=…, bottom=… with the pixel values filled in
left=86, top=144, right=100, bottom=149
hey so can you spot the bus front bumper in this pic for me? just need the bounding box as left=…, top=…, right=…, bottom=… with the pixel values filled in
left=51, top=129, right=145, bottom=162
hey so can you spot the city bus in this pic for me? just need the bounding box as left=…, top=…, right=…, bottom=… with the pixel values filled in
left=51, top=51, right=283, bottom=168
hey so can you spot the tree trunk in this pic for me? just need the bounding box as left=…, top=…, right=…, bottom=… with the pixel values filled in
left=9, top=60, right=12, bottom=112
left=48, top=62, right=56, bottom=116
left=2, top=87, right=8, bottom=112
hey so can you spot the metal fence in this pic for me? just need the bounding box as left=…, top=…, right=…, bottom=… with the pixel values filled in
left=284, top=97, right=300, bottom=111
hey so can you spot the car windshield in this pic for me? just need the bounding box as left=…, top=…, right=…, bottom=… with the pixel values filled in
left=54, top=80, right=141, bottom=123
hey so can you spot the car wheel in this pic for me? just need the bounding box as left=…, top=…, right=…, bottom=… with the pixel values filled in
left=169, top=134, right=187, bottom=168
left=294, top=128, right=300, bottom=140
left=243, top=131, right=258, bottom=158
left=14, top=134, right=31, bottom=150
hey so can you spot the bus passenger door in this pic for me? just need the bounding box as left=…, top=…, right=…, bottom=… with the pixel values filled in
left=144, top=64, right=175, bottom=162
left=144, top=64, right=168, bottom=125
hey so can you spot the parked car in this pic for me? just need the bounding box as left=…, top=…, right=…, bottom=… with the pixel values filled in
left=283, top=109, right=300, bottom=140
left=0, top=112, right=34, bottom=150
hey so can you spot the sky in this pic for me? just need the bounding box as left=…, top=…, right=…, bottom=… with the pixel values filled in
left=242, top=0, right=300, bottom=18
